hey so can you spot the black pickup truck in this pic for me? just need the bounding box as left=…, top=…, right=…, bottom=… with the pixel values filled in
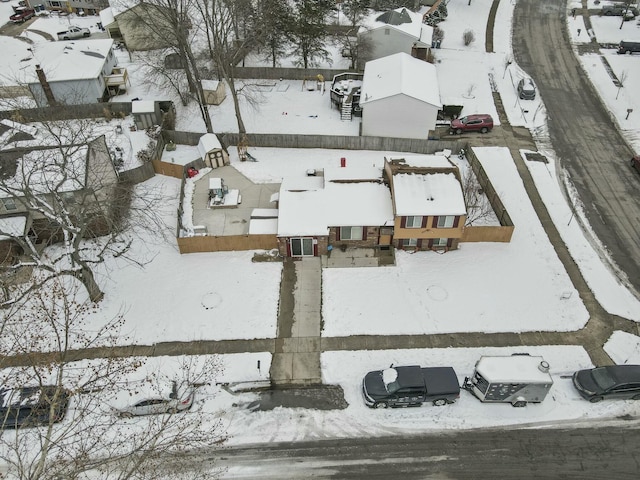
left=362, top=365, right=460, bottom=408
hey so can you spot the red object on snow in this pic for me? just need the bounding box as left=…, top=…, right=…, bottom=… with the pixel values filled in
left=187, top=167, right=199, bottom=178
left=340, top=157, right=346, bottom=167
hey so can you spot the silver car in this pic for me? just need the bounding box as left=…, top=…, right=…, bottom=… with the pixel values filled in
left=118, top=389, right=194, bottom=417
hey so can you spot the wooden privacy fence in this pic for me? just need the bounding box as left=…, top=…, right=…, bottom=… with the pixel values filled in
left=177, top=234, right=278, bottom=254
left=464, top=146, right=515, bottom=243
left=462, top=225, right=514, bottom=243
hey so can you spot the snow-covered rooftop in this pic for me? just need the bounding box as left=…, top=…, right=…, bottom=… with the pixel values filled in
left=392, top=172, right=466, bottom=217
left=201, top=79, right=221, bottom=90
left=1, top=39, right=114, bottom=85
left=474, top=355, right=553, bottom=384
left=99, top=7, right=116, bottom=27
left=277, top=172, right=394, bottom=237
left=0, top=145, right=88, bottom=198
left=197, top=133, right=222, bottom=160
left=361, top=7, right=433, bottom=45
left=360, top=53, right=442, bottom=108
left=131, top=100, right=155, bottom=113
left=0, top=215, right=27, bottom=240
left=388, top=154, right=455, bottom=169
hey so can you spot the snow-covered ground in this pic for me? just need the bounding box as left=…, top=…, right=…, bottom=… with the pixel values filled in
left=2, top=0, right=640, bottom=453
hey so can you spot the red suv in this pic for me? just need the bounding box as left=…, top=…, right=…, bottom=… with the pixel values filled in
left=450, top=114, right=494, bottom=135
left=9, top=7, right=35, bottom=23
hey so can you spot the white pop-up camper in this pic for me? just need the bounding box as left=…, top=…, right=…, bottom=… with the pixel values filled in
left=463, top=354, right=553, bottom=407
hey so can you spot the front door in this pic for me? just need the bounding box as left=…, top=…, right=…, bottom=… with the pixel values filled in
left=290, top=238, right=314, bottom=256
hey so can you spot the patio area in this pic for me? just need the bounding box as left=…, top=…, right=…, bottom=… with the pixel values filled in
left=191, top=166, right=280, bottom=236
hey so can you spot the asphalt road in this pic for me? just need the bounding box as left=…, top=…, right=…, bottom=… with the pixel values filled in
left=512, top=0, right=640, bottom=298
left=198, top=424, right=640, bottom=479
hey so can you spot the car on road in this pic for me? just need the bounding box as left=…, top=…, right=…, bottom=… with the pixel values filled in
left=117, top=388, right=195, bottom=417
left=631, top=155, right=640, bottom=173
left=450, top=114, right=494, bottom=134
left=572, top=365, right=640, bottom=402
left=517, top=77, right=536, bottom=100
left=362, top=365, right=460, bottom=408
left=9, top=7, right=35, bottom=23
left=1, top=386, right=70, bottom=428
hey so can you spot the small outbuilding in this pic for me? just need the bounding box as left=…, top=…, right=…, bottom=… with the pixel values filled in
left=197, top=133, right=229, bottom=168
left=201, top=80, right=226, bottom=105
left=132, top=100, right=161, bottom=130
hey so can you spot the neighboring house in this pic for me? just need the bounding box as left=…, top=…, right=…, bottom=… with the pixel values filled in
left=103, top=1, right=180, bottom=51
left=383, top=155, right=466, bottom=251
left=359, top=53, right=442, bottom=139
left=21, top=39, right=118, bottom=106
left=358, top=7, right=433, bottom=65
left=0, top=132, right=119, bottom=253
left=276, top=166, right=394, bottom=257
left=25, top=0, right=108, bottom=16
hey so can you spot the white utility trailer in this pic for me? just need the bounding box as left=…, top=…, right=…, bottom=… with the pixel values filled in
left=463, top=354, right=553, bottom=407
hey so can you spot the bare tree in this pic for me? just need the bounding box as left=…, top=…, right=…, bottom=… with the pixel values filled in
left=616, top=70, right=628, bottom=100
left=0, top=116, right=170, bottom=305
left=0, top=280, right=226, bottom=479
left=334, top=27, right=362, bottom=70
left=113, top=0, right=214, bottom=133
left=459, top=164, right=496, bottom=226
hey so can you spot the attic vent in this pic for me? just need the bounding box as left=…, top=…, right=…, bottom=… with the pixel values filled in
left=82, top=51, right=105, bottom=59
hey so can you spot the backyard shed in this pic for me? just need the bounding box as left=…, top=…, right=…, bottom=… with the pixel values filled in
left=198, top=133, right=229, bottom=168
left=201, top=80, right=226, bottom=105
left=132, top=100, right=161, bottom=130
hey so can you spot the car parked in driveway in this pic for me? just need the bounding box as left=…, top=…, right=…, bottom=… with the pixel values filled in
left=572, top=365, right=640, bottom=402
left=450, top=114, right=494, bottom=134
left=117, top=387, right=195, bottom=417
left=517, top=78, right=536, bottom=100
left=9, top=7, right=35, bottom=23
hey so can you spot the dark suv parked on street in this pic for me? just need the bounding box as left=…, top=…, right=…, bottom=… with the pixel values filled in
left=1, top=386, right=70, bottom=429
left=572, top=365, right=640, bottom=402
left=617, top=41, right=640, bottom=54
left=450, top=114, right=494, bottom=134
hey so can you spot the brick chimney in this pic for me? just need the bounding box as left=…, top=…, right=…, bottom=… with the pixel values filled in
left=35, top=65, right=56, bottom=106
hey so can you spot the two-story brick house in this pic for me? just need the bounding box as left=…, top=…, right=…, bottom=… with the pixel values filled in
left=384, top=155, right=466, bottom=251
left=276, top=155, right=467, bottom=258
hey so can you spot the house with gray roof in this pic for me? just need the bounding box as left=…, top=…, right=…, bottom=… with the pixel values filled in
left=359, top=52, right=442, bottom=139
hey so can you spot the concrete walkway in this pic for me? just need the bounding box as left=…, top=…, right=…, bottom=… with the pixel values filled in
left=270, top=258, right=322, bottom=385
